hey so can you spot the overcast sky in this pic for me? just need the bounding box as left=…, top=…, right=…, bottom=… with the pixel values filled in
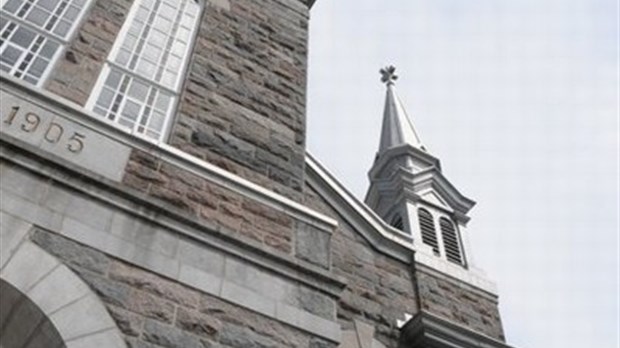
left=305, top=0, right=619, bottom=347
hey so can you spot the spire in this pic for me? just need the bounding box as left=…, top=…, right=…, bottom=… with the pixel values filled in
left=377, top=66, right=424, bottom=154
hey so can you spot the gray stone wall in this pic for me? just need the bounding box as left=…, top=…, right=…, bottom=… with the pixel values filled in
left=304, top=185, right=419, bottom=347
left=123, top=149, right=323, bottom=263
left=415, top=268, right=505, bottom=340
left=31, top=229, right=335, bottom=348
left=43, top=0, right=312, bottom=201
left=170, top=0, right=311, bottom=201
left=45, top=0, right=134, bottom=105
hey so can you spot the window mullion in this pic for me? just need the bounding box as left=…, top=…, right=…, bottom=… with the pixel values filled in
left=0, top=13, right=68, bottom=44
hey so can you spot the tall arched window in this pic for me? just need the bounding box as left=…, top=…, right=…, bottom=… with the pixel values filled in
left=440, top=217, right=462, bottom=264
left=418, top=208, right=439, bottom=255
left=87, top=0, right=201, bottom=141
left=0, top=0, right=89, bottom=85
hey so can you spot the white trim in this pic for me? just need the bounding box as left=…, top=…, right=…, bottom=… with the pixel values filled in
left=0, top=0, right=93, bottom=87
left=87, top=0, right=203, bottom=142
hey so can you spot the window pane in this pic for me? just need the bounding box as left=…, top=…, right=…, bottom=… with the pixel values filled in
left=142, top=43, right=161, bottom=62
left=153, top=16, right=171, bottom=32
left=135, top=6, right=150, bottom=22
left=96, top=87, right=115, bottom=108
left=27, top=56, right=47, bottom=77
left=159, top=69, right=175, bottom=88
left=0, top=45, right=22, bottom=66
left=128, top=79, right=149, bottom=101
left=39, top=40, right=58, bottom=58
left=3, top=0, right=22, bottom=13
left=122, top=33, right=138, bottom=50
left=155, top=91, right=171, bottom=111
left=25, top=7, right=50, bottom=26
left=23, top=75, right=37, bottom=84
left=170, top=40, right=185, bottom=56
left=52, top=19, right=70, bottom=37
left=9, top=26, right=36, bottom=49
left=93, top=105, right=106, bottom=116
left=121, top=99, right=141, bottom=121
left=149, top=29, right=166, bottom=46
left=136, top=58, right=155, bottom=78
left=180, top=13, right=194, bottom=28
left=63, top=5, right=80, bottom=21
left=166, top=54, right=181, bottom=70
left=0, top=17, right=8, bottom=31
left=128, top=21, right=143, bottom=36
left=177, top=27, right=190, bottom=43
left=37, top=0, right=59, bottom=11
left=160, top=3, right=176, bottom=16
left=115, top=48, right=131, bottom=66
left=104, top=69, right=122, bottom=88
left=148, top=110, right=165, bottom=129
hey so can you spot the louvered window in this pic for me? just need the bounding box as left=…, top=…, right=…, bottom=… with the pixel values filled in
left=0, top=0, right=89, bottom=85
left=391, top=215, right=404, bottom=231
left=440, top=217, right=462, bottom=264
left=418, top=208, right=439, bottom=255
left=88, top=0, right=201, bottom=141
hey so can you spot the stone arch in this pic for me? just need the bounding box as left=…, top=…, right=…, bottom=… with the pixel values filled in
left=0, top=222, right=127, bottom=348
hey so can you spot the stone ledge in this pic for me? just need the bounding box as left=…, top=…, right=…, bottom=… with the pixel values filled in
left=399, top=311, right=516, bottom=348
left=0, top=139, right=346, bottom=297
left=1, top=185, right=344, bottom=344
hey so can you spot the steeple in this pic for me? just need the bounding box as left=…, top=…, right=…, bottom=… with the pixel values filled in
left=377, top=66, right=424, bottom=154
left=366, top=66, right=477, bottom=269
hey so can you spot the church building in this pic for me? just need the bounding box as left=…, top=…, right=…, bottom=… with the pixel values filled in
left=0, top=0, right=517, bottom=347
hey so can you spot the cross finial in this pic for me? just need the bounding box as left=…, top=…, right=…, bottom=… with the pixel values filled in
left=380, top=65, right=398, bottom=85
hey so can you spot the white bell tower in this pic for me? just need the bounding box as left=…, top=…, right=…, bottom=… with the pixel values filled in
left=365, top=66, right=477, bottom=268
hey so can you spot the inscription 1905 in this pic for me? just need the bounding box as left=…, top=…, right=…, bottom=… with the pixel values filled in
left=3, top=106, right=85, bottom=154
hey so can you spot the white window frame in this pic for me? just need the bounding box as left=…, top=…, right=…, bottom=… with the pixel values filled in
left=0, top=0, right=90, bottom=86
left=86, top=0, right=202, bottom=143
left=438, top=216, right=464, bottom=266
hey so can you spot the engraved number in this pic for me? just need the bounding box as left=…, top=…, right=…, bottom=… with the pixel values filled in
left=44, top=123, right=64, bottom=143
left=3, top=106, right=19, bottom=125
left=2, top=106, right=86, bottom=154
left=67, top=133, right=85, bottom=153
left=21, top=112, right=41, bottom=132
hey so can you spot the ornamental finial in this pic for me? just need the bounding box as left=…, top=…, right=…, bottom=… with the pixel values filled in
left=380, top=65, right=398, bottom=85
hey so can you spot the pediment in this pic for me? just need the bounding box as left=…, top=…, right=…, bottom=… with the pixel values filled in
left=409, top=168, right=476, bottom=215
left=420, top=191, right=449, bottom=211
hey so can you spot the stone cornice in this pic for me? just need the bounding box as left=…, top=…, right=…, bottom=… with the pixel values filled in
left=367, top=165, right=476, bottom=219
left=400, top=311, right=515, bottom=348
left=368, top=144, right=441, bottom=180
left=305, top=154, right=415, bottom=264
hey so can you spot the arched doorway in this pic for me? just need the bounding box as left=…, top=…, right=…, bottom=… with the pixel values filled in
left=0, top=223, right=127, bottom=348
left=0, top=279, right=65, bottom=348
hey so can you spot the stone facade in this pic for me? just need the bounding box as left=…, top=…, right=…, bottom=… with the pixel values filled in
left=414, top=268, right=504, bottom=340
left=171, top=0, right=310, bottom=201
left=46, top=0, right=132, bottom=105
left=0, top=0, right=516, bottom=347
left=31, top=229, right=334, bottom=348
left=45, top=0, right=310, bottom=201
left=304, top=185, right=419, bottom=347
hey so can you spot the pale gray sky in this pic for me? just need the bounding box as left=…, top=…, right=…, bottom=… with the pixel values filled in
left=306, top=1, right=619, bottom=347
